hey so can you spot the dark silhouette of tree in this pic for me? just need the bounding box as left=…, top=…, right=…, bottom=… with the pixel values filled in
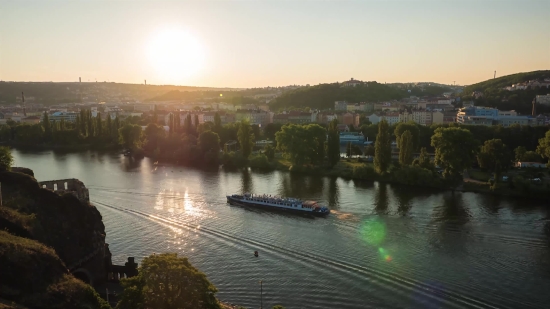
left=327, top=119, right=340, bottom=167
left=374, top=119, right=391, bottom=173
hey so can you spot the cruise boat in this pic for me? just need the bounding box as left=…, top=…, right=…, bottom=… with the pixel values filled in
left=226, top=193, right=330, bottom=216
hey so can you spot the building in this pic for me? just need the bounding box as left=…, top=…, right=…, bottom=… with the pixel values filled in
left=334, top=101, right=348, bottom=111
left=497, top=116, right=530, bottom=127
left=535, top=94, right=550, bottom=105
left=235, top=110, right=271, bottom=126
left=47, top=112, right=78, bottom=122
left=457, top=116, right=495, bottom=126
left=339, top=132, right=366, bottom=145
left=342, top=78, right=363, bottom=87
left=367, top=113, right=400, bottom=125
left=498, top=110, right=518, bottom=117
left=21, top=116, right=41, bottom=124
left=516, top=162, right=547, bottom=168
left=134, top=104, right=154, bottom=112
left=316, top=113, right=338, bottom=124
left=339, top=112, right=355, bottom=126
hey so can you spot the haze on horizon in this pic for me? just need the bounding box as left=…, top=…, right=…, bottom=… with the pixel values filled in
left=1, top=0, right=549, bottom=88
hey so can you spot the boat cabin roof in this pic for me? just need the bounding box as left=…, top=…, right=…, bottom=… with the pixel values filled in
left=303, top=200, right=318, bottom=207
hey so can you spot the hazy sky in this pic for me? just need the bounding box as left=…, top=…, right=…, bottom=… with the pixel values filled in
left=1, top=0, right=549, bottom=88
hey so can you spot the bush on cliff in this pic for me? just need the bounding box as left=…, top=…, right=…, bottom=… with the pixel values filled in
left=0, top=231, right=110, bottom=309
left=0, top=147, right=13, bottom=171
left=0, top=171, right=106, bottom=270
left=116, top=253, right=221, bottom=309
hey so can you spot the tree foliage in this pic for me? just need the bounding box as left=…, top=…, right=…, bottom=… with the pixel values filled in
left=536, top=131, right=550, bottom=166
left=116, top=253, right=221, bottom=309
left=394, top=122, right=419, bottom=150
left=0, top=146, right=13, bottom=171
left=398, top=130, right=414, bottom=166
left=477, top=139, right=513, bottom=180
left=276, top=124, right=326, bottom=166
left=327, top=119, right=340, bottom=167
left=431, top=127, right=478, bottom=184
left=412, top=147, right=433, bottom=170
left=119, top=124, right=143, bottom=149
left=374, top=119, right=392, bottom=174
left=237, top=120, right=255, bottom=159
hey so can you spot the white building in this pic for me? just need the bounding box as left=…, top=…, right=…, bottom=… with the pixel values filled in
left=47, top=112, right=78, bottom=123
left=334, top=101, right=348, bottom=111
left=535, top=94, right=550, bottom=105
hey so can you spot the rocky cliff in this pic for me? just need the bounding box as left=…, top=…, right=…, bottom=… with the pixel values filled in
left=0, top=169, right=111, bottom=308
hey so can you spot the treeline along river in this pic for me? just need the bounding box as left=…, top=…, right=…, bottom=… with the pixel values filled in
left=11, top=149, right=550, bottom=309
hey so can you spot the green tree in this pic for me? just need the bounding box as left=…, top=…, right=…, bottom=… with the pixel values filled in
left=477, top=139, right=512, bottom=181
left=116, top=253, right=220, bottom=309
left=199, top=130, right=221, bottom=154
left=413, top=147, right=432, bottom=170
left=112, top=116, right=120, bottom=141
left=119, top=124, right=142, bottom=149
left=43, top=112, right=52, bottom=141
left=237, top=120, right=255, bottom=159
left=364, top=144, right=375, bottom=156
left=514, top=146, right=526, bottom=162
left=351, top=144, right=363, bottom=156
left=0, top=146, right=13, bottom=171
left=394, top=122, right=419, bottom=150
left=213, top=112, right=222, bottom=134
left=264, top=144, right=275, bottom=161
left=87, top=110, right=94, bottom=137
left=106, top=115, right=112, bottom=140
left=536, top=131, right=550, bottom=166
left=398, top=130, right=414, bottom=166
left=194, top=114, right=200, bottom=131
left=522, top=151, right=542, bottom=162
left=431, top=127, right=478, bottom=184
left=152, top=105, right=158, bottom=124
left=144, top=123, right=166, bottom=152
left=327, top=119, right=340, bottom=167
left=184, top=114, right=193, bottom=135
left=96, top=113, right=102, bottom=137
left=374, top=119, right=392, bottom=174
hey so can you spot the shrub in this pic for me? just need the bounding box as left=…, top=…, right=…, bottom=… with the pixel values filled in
left=352, top=165, right=377, bottom=180
left=390, top=166, right=442, bottom=187
left=248, top=154, right=272, bottom=170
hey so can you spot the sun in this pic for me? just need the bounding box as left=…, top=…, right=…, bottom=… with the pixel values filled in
left=147, top=28, right=205, bottom=84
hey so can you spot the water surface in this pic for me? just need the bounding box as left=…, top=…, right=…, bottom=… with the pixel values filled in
left=11, top=149, right=550, bottom=309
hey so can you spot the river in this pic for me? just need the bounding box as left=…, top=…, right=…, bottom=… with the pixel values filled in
left=10, top=149, right=550, bottom=309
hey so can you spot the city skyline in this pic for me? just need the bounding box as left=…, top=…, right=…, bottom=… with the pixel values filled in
left=1, top=0, right=549, bottom=88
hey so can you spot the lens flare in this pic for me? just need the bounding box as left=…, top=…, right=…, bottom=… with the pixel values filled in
left=359, top=219, right=386, bottom=246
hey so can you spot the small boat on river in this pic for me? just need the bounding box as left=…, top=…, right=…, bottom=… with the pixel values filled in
left=226, top=193, right=330, bottom=216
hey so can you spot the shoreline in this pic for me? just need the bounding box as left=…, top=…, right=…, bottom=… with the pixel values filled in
left=9, top=145, right=549, bottom=203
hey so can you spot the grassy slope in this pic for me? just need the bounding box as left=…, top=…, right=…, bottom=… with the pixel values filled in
left=0, top=231, right=110, bottom=309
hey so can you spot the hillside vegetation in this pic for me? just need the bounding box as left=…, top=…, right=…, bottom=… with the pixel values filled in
left=462, top=70, right=550, bottom=114
left=464, top=70, right=550, bottom=93
left=0, top=169, right=109, bottom=309
left=0, top=231, right=110, bottom=309
left=269, top=82, right=408, bottom=111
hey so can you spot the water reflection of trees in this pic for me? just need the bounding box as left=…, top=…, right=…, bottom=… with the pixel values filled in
left=395, top=189, right=414, bottom=216
left=241, top=169, right=253, bottom=194
left=326, top=177, right=339, bottom=209
left=374, top=183, right=389, bottom=215
left=120, top=156, right=143, bottom=171
left=279, top=173, right=323, bottom=197
left=429, top=193, right=472, bottom=253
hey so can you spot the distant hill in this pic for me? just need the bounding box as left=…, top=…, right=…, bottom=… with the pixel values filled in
left=269, top=82, right=451, bottom=111
left=464, top=70, right=550, bottom=94
left=461, top=70, right=550, bottom=115
left=0, top=81, right=236, bottom=105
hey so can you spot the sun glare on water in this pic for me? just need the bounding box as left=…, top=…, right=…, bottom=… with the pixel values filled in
left=147, top=28, right=205, bottom=84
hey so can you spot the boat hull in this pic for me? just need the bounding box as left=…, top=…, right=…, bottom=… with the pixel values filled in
left=227, top=196, right=329, bottom=217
